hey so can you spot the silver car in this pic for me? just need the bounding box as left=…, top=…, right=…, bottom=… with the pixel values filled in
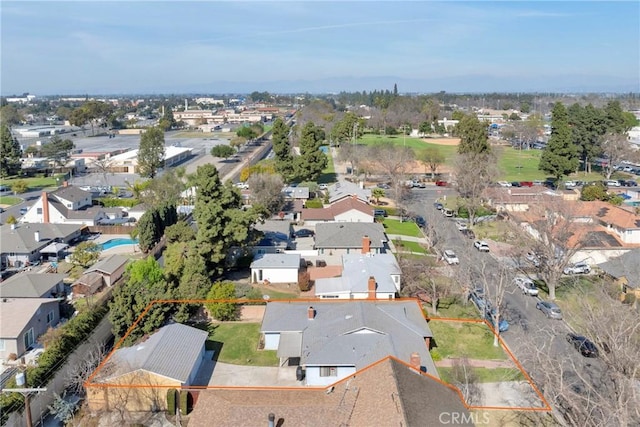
left=536, top=300, right=563, bottom=319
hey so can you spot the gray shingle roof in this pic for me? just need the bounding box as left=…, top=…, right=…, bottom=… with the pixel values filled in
left=104, top=323, right=207, bottom=384
left=599, top=249, right=640, bottom=288
left=261, top=301, right=435, bottom=373
left=86, top=255, right=129, bottom=275
left=253, top=220, right=292, bottom=238
left=314, top=222, right=386, bottom=249
left=315, top=253, right=400, bottom=295
left=282, top=186, right=309, bottom=200
left=0, top=273, right=66, bottom=298
left=250, top=254, right=300, bottom=269
left=51, top=186, right=92, bottom=203
left=0, top=298, right=60, bottom=338
left=328, top=181, right=371, bottom=204
left=1, top=223, right=82, bottom=254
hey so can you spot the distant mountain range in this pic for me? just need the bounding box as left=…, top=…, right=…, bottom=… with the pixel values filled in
left=13, top=74, right=640, bottom=96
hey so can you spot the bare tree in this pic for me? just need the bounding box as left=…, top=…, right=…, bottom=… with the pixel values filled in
left=92, top=157, right=114, bottom=187
left=370, top=142, right=415, bottom=215
left=66, top=342, right=108, bottom=396
left=518, top=198, right=585, bottom=300
left=450, top=357, right=484, bottom=406
left=600, top=132, right=632, bottom=179
left=452, top=152, right=499, bottom=226
left=519, top=285, right=640, bottom=427
left=247, top=173, right=285, bottom=215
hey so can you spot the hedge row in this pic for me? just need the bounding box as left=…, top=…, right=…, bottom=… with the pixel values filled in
left=95, top=197, right=141, bottom=208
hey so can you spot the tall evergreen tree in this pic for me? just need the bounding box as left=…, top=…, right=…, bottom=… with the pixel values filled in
left=138, top=126, right=165, bottom=178
left=0, top=124, right=22, bottom=177
left=271, top=118, right=294, bottom=181
left=539, top=103, right=579, bottom=182
left=295, top=122, right=327, bottom=182
left=456, top=114, right=491, bottom=155
left=193, top=164, right=257, bottom=278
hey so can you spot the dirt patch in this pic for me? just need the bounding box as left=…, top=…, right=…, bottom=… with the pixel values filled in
left=421, top=137, right=461, bottom=146
left=239, top=305, right=265, bottom=322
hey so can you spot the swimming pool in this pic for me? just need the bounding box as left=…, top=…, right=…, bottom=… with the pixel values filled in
left=99, top=238, right=139, bottom=250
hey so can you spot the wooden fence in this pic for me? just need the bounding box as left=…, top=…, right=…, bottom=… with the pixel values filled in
left=87, top=225, right=136, bottom=235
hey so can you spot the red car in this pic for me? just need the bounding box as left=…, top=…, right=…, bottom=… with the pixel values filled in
left=520, top=181, right=534, bottom=187
left=435, top=180, right=448, bottom=187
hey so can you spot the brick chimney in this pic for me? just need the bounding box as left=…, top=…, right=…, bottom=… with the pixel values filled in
left=361, top=235, right=370, bottom=254
left=410, top=352, right=421, bottom=370
left=367, top=276, right=376, bottom=299
left=41, top=191, right=50, bottom=224
left=307, top=306, right=315, bottom=320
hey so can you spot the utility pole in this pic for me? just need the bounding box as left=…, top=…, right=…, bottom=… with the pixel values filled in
left=0, top=363, right=47, bottom=427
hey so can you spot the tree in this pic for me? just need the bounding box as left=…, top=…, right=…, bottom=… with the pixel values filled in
left=456, top=115, right=490, bottom=155
left=247, top=173, right=285, bottom=214
left=0, top=124, right=21, bottom=178
left=48, top=393, right=78, bottom=425
left=600, top=132, right=631, bottom=179
left=205, top=281, right=238, bottom=321
left=211, top=144, right=235, bottom=160
left=418, top=121, right=432, bottom=135
left=137, top=208, right=162, bottom=252
left=539, top=103, right=579, bottom=182
left=568, top=103, right=605, bottom=173
left=69, top=101, right=113, bottom=136
left=158, top=105, right=176, bottom=131
left=164, top=220, right=195, bottom=243
left=417, top=147, right=445, bottom=179
left=294, top=121, right=327, bottom=182
left=0, top=104, right=23, bottom=125
left=40, top=136, right=75, bottom=173
left=65, top=342, right=106, bottom=395
left=11, top=180, right=28, bottom=194
left=371, top=142, right=415, bottom=213
left=229, top=136, right=246, bottom=152
left=271, top=118, right=294, bottom=180
left=137, top=127, right=165, bottom=178
left=371, top=188, right=385, bottom=204
left=109, top=257, right=171, bottom=345
left=69, top=241, right=100, bottom=268
left=452, top=152, right=498, bottom=226
left=193, top=164, right=258, bottom=278
left=580, top=182, right=608, bottom=201
left=236, top=126, right=258, bottom=140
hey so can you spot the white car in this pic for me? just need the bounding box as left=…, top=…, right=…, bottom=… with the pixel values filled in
left=605, top=180, right=621, bottom=187
left=456, top=220, right=468, bottom=231
left=234, top=182, right=249, bottom=190
left=474, top=240, right=490, bottom=252
left=442, top=250, right=459, bottom=265
left=497, top=181, right=512, bottom=187
left=318, top=183, right=329, bottom=190
left=564, top=181, right=577, bottom=188
left=514, top=276, right=539, bottom=296
left=563, top=262, right=591, bottom=275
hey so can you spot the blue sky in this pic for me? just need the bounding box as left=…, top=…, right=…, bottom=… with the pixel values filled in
left=1, top=1, right=639, bottom=94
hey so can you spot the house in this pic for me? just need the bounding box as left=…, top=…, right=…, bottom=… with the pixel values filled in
left=84, top=254, right=129, bottom=287
left=301, top=196, right=374, bottom=226
left=253, top=220, right=293, bottom=245
left=86, top=323, right=208, bottom=412
left=71, top=272, right=105, bottom=297
left=108, top=146, right=193, bottom=174
left=579, top=201, right=640, bottom=245
left=281, top=186, right=310, bottom=201
left=260, top=301, right=435, bottom=386
left=315, top=253, right=401, bottom=299
left=250, top=254, right=301, bottom=284
left=327, top=181, right=371, bottom=205
left=0, top=298, right=60, bottom=361
left=0, top=223, right=83, bottom=268
left=20, top=185, right=110, bottom=226
left=186, top=357, right=472, bottom=427
left=314, top=223, right=387, bottom=255
left=486, top=186, right=562, bottom=213
left=0, top=273, right=66, bottom=298
left=598, top=249, right=640, bottom=301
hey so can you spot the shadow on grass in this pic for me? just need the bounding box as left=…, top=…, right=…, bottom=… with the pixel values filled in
left=317, top=172, right=337, bottom=183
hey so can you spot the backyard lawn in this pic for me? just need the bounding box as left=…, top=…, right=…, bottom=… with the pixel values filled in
left=317, top=151, right=336, bottom=183
left=438, top=367, right=525, bottom=384
left=0, top=174, right=66, bottom=191
left=250, top=286, right=299, bottom=300
left=429, top=321, right=508, bottom=360
left=382, top=219, right=422, bottom=237
left=206, top=323, right=278, bottom=366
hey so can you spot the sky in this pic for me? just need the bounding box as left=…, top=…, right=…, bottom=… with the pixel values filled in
left=1, top=1, right=639, bottom=95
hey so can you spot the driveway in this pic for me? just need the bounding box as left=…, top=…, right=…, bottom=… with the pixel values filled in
left=195, top=356, right=302, bottom=387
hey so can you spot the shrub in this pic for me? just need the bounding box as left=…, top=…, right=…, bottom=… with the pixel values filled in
left=95, top=197, right=140, bottom=208
left=304, top=199, right=323, bottom=208
left=430, top=349, right=443, bottom=362
left=298, top=272, right=312, bottom=292
left=179, top=390, right=190, bottom=415
left=166, top=389, right=177, bottom=415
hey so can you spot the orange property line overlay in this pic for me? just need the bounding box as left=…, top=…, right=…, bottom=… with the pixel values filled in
left=85, top=298, right=551, bottom=413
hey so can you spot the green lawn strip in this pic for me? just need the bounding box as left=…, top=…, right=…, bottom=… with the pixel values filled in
left=1, top=174, right=66, bottom=191
left=430, top=298, right=480, bottom=319
left=0, top=196, right=21, bottom=206
left=382, top=219, right=421, bottom=237
left=437, top=367, right=525, bottom=384
left=206, top=323, right=278, bottom=366
left=318, top=151, right=336, bottom=183
left=429, top=321, right=508, bottom=360
left=392, top=239, right=427, bottom=254
left=251, top=286, right=299, bottom=300
left=357, top=134, right=459, bottom=163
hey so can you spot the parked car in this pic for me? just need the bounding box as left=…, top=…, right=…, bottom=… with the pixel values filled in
left=514, top=276, right=539, bottom=296
left=442, top=250, right=459, bottom=265
left=525, top=251, right=541, bottom=267
left=605, top=180, right=621, bottom=187
left=460, top=229, right=476, bottom=240
left=376, top=183, right=391, bottom=189
left=564, top=180, right=577, bottom=188
left=234, top=182, right=249, bottom=189
left=474, top=240, right=490, bottom=252
left=497, top=181, right=512, bottom=187
left=510, top=181, right=522, bottom=188
left=433, top=202, right=444, bottom=210
left=19, top=207, right=29, bottom=215
left=373, top=209, right=388, bottom=217
left=456, top=220, right=468, bottom=231
left=413, top=216, right=426, bottom=227
left=536, top=300, right=563, bottom=319
left=435, top=180, right=448, bottom=187
left=566, top=333, right=599, bottom=358
left=318, top=183, right=329, bottom=190
left=520, top=181, right=534, bottom=187
left=563, top=262, right=591, bottom=275
left=485, top=308, right=509, bottom=332
left=468, top=286, right=486, bottom=311
left=294, top=229, right=315, bottom=238
left=621, top=180, right=637, bottom=187
left=443, top=208, right=455, bottom=218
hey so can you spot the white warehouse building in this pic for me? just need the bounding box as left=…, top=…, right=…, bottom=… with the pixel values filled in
left=108, top=145, right=193, bottom=174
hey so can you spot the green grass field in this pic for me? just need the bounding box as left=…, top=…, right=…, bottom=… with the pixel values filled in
left=206, top=323, right=278, bottom=366
left=429, top=321, right=508, bottom=360
left=251, top=286, right=299, bottom=300
left=382, top=219, right=422, bottom=237
left=430, top=297, right=481, bottom=319
left=392, top=239, right=427, bottom=254
left=317, top=151, right=336, bottom=183
left=0, top=196, right=21, bottom=206
left=0, top=174, right=66, bottom=192
left=358, top=134, right=459, bottom=162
